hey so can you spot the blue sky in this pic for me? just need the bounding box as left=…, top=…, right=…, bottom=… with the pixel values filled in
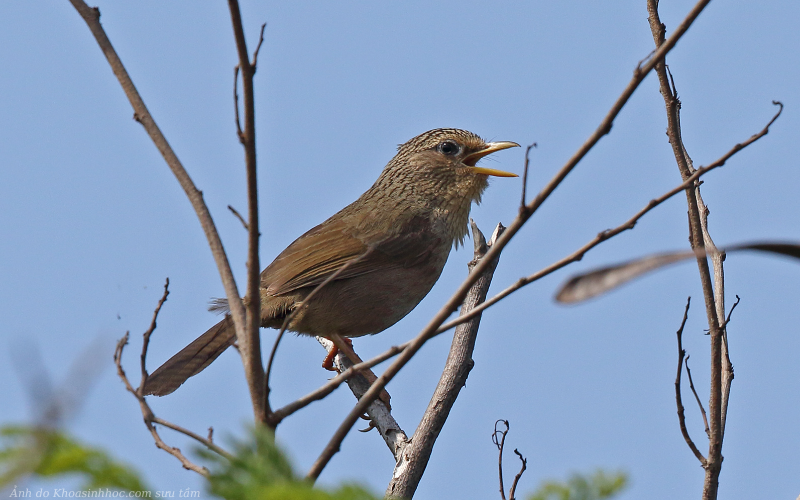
left=1, top=1, right=799, bottom=499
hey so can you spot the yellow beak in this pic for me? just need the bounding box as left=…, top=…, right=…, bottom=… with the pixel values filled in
left=463, top=141, right=520, bottom=177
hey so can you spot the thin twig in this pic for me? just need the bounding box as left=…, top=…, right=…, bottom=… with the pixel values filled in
left=228, top=204, right=249, bottom=231
left=305, top=0, right=713, bottom=480
left=720, top=295, right=741, bottom=331
left=114, top=334, right=209, bottom=476
left=674, top=297, right=706, bottom=465
left=116, top=331, right=234, bottom=475
left=492, top=419, right=510, bottom=500
left=685, top=355, right=710, bottom=437
left=113, top=284, right=234, bottom=472
left=520, top=143, right=536, bottom=211
left=233, top=65, right=243, bottom=142
left=509, top=449, right=527, bottom=500
left=251, top=23, right=267, bottom=68
left=152, top=417, right=233, bottom=461
left=139, top=279, right=169, bottom=390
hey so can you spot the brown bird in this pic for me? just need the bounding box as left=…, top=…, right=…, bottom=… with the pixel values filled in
left=143, top=128, right=518, bottom=396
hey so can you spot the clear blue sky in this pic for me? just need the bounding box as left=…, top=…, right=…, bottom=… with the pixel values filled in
left=1, top=1, right=799, bottom=499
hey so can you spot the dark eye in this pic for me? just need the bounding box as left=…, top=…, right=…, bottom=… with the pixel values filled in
left=437, top=140, right=461, bottom=156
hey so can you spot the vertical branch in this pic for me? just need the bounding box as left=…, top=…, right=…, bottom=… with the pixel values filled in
left=646, top=2, right=724, bottom=498
left=228, top=1, right=267, bottom=421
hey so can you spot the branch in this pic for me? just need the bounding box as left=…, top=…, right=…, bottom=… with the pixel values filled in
left=674, top=297, right=706, bottom=465
left=139, top=279, right=170, bottom=389
left=317, top=337, right=408, bottom=456
left=685, top=355, right=710, bottom=437
left=113, top=286, right=233, bottom=476
left=227, top=0, right=266, bottom=422
left=269, top=343, right=406, bottom=423
left=519, top=143, right=536, bottom=210
left=67, top=0, right=252, bottom=414
left=509, top=449, right=527, bottom=500
left=493, top=420, right=510, bottom=500
left=385, top=222, right=504, bottom=499
left=305, top=0, right=712, bottom=480
left=646, top=3, right=760, bottom=497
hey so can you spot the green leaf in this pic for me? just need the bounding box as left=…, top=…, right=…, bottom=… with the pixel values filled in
left=528, top=469, right=628, bottom=500
left=0, top=425, right=148, bottom=492
left=202, top=426, right=378, bottom=500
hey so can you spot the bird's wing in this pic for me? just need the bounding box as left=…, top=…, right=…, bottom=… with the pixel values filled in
left=262, top=216, right=442, bottom=296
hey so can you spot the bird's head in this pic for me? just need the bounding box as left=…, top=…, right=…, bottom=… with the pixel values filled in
left=376, top=128, right=519, bottom=205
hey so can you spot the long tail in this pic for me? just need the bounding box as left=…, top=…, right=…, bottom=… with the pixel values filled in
left=142, top=316, right=236, bottom=396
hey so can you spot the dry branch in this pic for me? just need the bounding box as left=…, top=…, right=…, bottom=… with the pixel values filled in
left=674, top=298, right=706, bottom=465
left=112, top=280, right=233, bottom=476
left=227, top=0, right=267, bottom=422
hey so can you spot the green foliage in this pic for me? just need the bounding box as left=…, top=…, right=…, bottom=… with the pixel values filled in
left=0, top=425, right=148, bottom=492
left=202, top=426, right=378, bottom=500
left=528, top=470, right=628, bottom=500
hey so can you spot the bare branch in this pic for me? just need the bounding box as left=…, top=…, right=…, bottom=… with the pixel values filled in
left=493, top=419, right=510, bottom=500
left=269, top=342, right=406, bottom=423
left=520, top=143, right=536, bottom=211
left=139, top=279, right=169, bottom=390
left=109, top=285, right=235, bottom=473
left=316, top=337, right=407, bottom=456
left=227, top=204, right=249, bottom=231
left=251, top=23, right=267, bottom=69
left=227, top=0, right=266, bottom=422
left=674, top=298, right=706, bottom=465
left=509, top=449, right=527, bottom=500
left=305, top=0, right=713, bottom=480
left=115, top=328, right=233, bottom=475
left=685, top=355, right=710, bottom=438
left=233, top=65, right=244, bottom=143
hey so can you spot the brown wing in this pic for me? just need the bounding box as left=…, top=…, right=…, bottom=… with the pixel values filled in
left=261, top=216, right=443, bottom=296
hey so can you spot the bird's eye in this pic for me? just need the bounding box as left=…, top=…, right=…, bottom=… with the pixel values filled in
left=437, top=140, right=461, bottom=156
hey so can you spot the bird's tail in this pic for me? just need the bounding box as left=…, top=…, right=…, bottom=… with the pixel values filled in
left=142, top=316, right=236, bottom=396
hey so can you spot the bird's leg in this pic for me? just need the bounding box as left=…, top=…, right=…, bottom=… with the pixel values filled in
left=321, top=338, right=347, bottom=372
left=327, top=334, right=391, bottom=410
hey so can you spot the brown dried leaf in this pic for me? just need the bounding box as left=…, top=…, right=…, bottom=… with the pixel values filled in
left=555, top=241, right=800, bottom=303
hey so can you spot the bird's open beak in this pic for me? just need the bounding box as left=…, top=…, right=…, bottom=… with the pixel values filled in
left=463, top=141, right=520, bottom=177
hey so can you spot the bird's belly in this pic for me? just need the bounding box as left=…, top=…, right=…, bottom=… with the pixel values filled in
left=268, top=253, right=449, bottom=338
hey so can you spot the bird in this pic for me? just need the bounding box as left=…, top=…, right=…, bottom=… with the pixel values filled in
left=142, top=128, right=518, bottom=396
